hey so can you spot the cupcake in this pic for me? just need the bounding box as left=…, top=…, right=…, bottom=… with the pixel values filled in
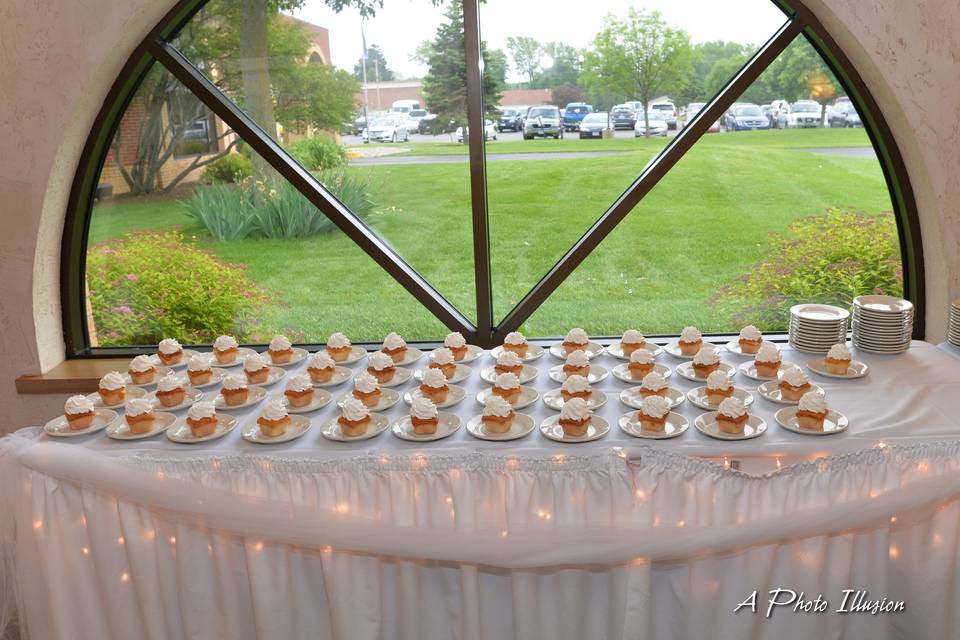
left=283, top=373, right=315, bottom=408
left=124, top=398, right=155, bottom=434
left=705, top=370, right=734, bottom=405
left=429, top=347, right=457, bottom=379
left=558, top=397, right=592, bottom=437
left=444, top=332, right=469, bottom=361
left=561, top=374, right=592, bottom=402
left=620, top=329, right=646, bottom=356
left=778, top=368, right=812, bottom=401
left=716, top=397, right=749, bottom=435
left=257, top=399, right=291, bottom=437
left=492, top=372, right=521, bottom=404
left=128, top=354, right=157, bottom=385
left=367, top=351, right=396, bottom=383
left=563, top=349, right=591, bottom=377
left=481, top=395, right=514, bottom=434
left=97, top=371, right=127, bottom=406
left=494, top=351, right=524, bottom=376
left=243, top=353, right=270, bottom=384
left=796, top=391, right=829, bottom=430
left=637, top=395, right=671, bottom=432
left=692, top=345, right=721, bottom=379
left=628, top=348, right=656, bottom=379
left=186, top=354, right=213, bottom=386
left=267, top=335, right=294, bottom=364
left=639, top=372, right=669, bottom=398
left=410, top=396, right=439, bottom=435
left=678, top=326, right=703, bottom=356
left=157, top=338, right=184, bottom=366
left=220, top=373, right=249, bottom=406
left=352, top=372, right=382, bottom=408
left=419, top=367, right=449, bottom=404
left=64, top=395, right=95, bottom=430
left=155, top=373, right=186, bottom=408
left=185, top=401, right=218, bottom=438
left=825, top=343, right=852, bottom=375
left=307, top=350, right=337, bottom=383
left=325, top=332, right=352, bottom=362
left=502, top=331, right=529, bottom=357
left=382, top=332, right=408, bottom=363
left=337, top=397, right=371, bottom=437
left=562, top=327, right=590, bottom=355
left=212, top=335, right=239, bottom=364
left=738, top=325, right=763, bottom=354
left=754, top=343, right=782, bottom=378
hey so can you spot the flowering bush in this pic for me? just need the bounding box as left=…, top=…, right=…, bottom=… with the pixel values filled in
left=87, top=230, right=270, bottom=345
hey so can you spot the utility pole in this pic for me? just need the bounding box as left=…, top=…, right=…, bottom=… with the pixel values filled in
left=360, top=21, right=369, bottom=133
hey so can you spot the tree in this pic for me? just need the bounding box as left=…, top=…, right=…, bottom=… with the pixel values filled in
left=353, top=44, right=396, bottom=82
left=680, top=40, right=750, bottom=104
left=535, top=42, right=582, bottom=89
left=506, top=36, right=542, bottom=86
left=551, top=84, right=585, bottom=108
left=580, top=9, right=693, bottom=136
left=765, top=38, right=839, bottom=110
left=485, top=48, right=509, bottom=89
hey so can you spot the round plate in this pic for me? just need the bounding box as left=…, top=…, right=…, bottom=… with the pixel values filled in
left=606, top=341, right=663, bottom=361
left=187, top=368, right=226, bottom=389
left=723, top=340, right=777, bottom=357
left=213, top=385, right=268, bottom=410
left=694, top=413, right=767, bottom=441
left=675, top=361, right=736, bottom=383
left=241, top=415, right=312, bottom=444
left=539, top=415, right=610, bottom=443
left=250, top=366, right=287, bottom=387
left=122, top=366, right=173, bottom=387
left=612, top=363, right=672, bottom=384
left=378, top=346, right=424, bottom=367
left=806, top=359, right=869, bottom=379
left=542, top=389, right=608, bottom=411
left=430, top=344, right=484, bottom=365
left=259, top=347, right=310, bottom=368
left=166, top=414, right=238, bottom=443
left=105, top=411, right=176, bottom=440
left=736, top=360, right=800, bottom=382
left=853, top=343, right=910, bottom=355
left=403, top=385, right=466, bottom=409
left=337, top=388, right=401, bottom=412
left=392, top=412, right=461, bottom=442
left=490, top=344, right=545, bottom=363
left=790, top=304, right=850, bottom=322
left=686, top=387, right=754, bottom=411
left=85, top=386, right=147, bottom=408
left=280, top=389, right=332, bottom=413
left=480, top=365, right=538, bottom=385
left=618, top=411, right=688, bottom=439
left=548, top=341, right=605, bottom=360
left=320, top=413, right=391, bottom=442
left=475, top=385, right=539, bottom=410
left=206, top=347, right=259, bottom=368
left=757, top=380, right=824, bottom=405
left=466, top=413, right=536, bottom=441
left=853, top=295, right=913, bottom=314
left=329, top=345, right=368, bottom=365
left=414, top=364, right=471, bottom=385
left=149, top=349, right=202, bottom=369
left=148, top=386, right=203, bottom=412
left=44, top=409, right=118, bottom=437
left=775, top=407, right=849, bottom=435
left=547, top=364, right=608, bottom=384
left=311, top=366, right=353, bottom=388
left=664, top=341, right=717, bottom=359
left=619, top=387, right=684, bottom=410
left=370, top=366, right=413, bottom=388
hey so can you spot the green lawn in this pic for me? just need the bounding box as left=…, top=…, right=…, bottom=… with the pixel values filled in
left=89, top=128, right=894, bottom=342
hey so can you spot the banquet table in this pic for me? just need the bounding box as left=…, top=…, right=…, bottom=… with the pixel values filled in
left=3, top=339, right=960, bottom=640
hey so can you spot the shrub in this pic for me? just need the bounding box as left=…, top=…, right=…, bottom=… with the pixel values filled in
left=287, top=137, right=347, bottom=171
left=87, top=230, right=269, bottom=346
left=175, top=139, right=210, bottom=156
left=184, top=184, right=257, bottom=241
left=715, top=209, right=903, bottom=330
left=203, top=153, right=252, bottom=184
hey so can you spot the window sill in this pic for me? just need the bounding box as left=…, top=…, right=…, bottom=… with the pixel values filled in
left=16, top=358, right=132, bottom=394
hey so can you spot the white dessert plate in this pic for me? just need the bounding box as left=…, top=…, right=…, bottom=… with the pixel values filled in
left=246, top=366, right=287, bottom=387
left=259, top=347, right=310, bottom=368
left=337, top=388, right=401, bottom=412
left=122, top=366, right=173, bottom=387
left=186, top=368, right=226, bottom=389
left=664, top=341, right=716, bottom=359
left=542, top=389, right=608, bottom=411
left=206, top=347, right=258, bottom=367
left=480, top=364, right=538, bottom=385
left=466, top=413, right=536, bottom=441
left=403, top=385, right=466, bottom=409
left=430, top=344, right=484, bottom=365
left=310, top=366, right=353, bottom=388
left=775, top=407, right=849, bottom=436
left=539, top=415, right=610, bottom=443
left=548, top=341, right=605, bottom=360
left=280, top=388, right=332, bottom=413
left=736, top=360, right=801, bottom=382
left=694, top=413, right=767, bottom=441
left=85, top=386, right=147, bottom=408
left=149, top=386, right=203, bottom=412
left=757, top=380, right=824, bottom=405
left=612, top=363, right=672, bottom=384
left=149, top=349, right=202, bottom=368
left=392, top=412, right=461, bottom=442
left=327, top=345, right=368, bottom=365
left=380, top=346, right=423, bottom=367
left=619, top=387, right=684, bottom=410
left=854, top=344, right=911, bottom=355
left=606, top=341, right=663, bottom=360
left=241, top=415, right=312, bottom=444
left=368, top=366, right=413, bottom=388
left=618, top=411, right=688, bottom=439
left=723, top=340, right=778, bottom=357
left=806, top=359, right=869, bottom=379
left=675, top=361, right=736, bottom=383
left=547, top=364, right=608, bottom=384
left=166, top=414, right=238, bottom=444
left=415, top=363, right=471, bottom=385
left=790, top=303, right=850, bottom=322
left=853, top=295, right=913, bottom=314
left=213, top=385, right=267, bottom=410
left=686, top=387, right=754, bottom=411
left=105, top=411, right=176, bottom=440
left=490, top=344, right=545, bottom=363
left=320, top=413, right=391, bottom=442
left=45, top=409, right=118, bottom=438
left=475, top=385, right=539, bottom=410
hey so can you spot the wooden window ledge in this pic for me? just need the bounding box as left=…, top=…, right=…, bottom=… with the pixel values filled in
left=16, top=358, right=133, bottom=394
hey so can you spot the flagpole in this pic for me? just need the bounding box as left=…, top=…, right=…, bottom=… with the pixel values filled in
left=360, top=20, right=370, bottom=132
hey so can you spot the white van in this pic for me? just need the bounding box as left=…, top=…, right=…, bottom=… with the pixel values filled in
left=390, top=99, right=421, bottom=114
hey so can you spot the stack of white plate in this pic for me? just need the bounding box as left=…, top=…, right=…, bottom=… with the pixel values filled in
left=949, top=300, right=960, bottom=348
left=788, top=304, right=849, bottom=354
left=852, top=295, right=913, bottom=354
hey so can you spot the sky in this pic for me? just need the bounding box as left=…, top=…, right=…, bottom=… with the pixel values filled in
left=292, top=0, right=789, bottom=83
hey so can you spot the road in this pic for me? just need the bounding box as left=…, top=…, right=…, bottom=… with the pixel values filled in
left=342, top=126, right=677, bottom=148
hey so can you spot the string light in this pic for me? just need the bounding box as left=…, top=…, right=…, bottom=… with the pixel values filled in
left=889, top=545, right=899, bottom=559
left=933, top=533, right=943, bottom=546
left=32, top=520, right=43, bottom=531
left=506, top=458, right=519, bottom=470
left=876, top=441, right=888, bottom=450
left=117, top=536, right=125, bottom=545
left=445, top=497, right=453, bottom=504
left=80, top=515, right=87, bottom=527
left=723, top=458, right=731, bottom=470
left=775, top=458, right=782, bottom=471
left=120, top=572, right=130, bottom=583
left=635, top=489, right=646, bottom=500
left=335, top=502, right=350, bottom=515
left=890, top=516, right=897, bottom=524
left=254, top=541, right=263, bottom=552
left=81, top=547, right=90, bottom=556
left=677, top=520, right=686, bottom=528
left=156, top=471, right=165, bottom=480
left=553, top=454, right=566, bottom=465
left=537, top=509, right=552, bottom=520
left=322, top=545, right=333, bottom=554
left=168, top=536, right=177, bottom=545
left=143, top=529, right=155, bottom=542
left=500, top=529, right=508, bottom=538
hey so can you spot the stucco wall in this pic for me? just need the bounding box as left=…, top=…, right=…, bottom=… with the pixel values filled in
left=0, top=0, right=958, bottom=431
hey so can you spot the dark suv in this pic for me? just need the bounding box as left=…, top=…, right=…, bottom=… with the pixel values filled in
left=496, top=107, right=523, bottom=132
left=562, top=103, right=593, bottom=131
left=523, top=105, right=563, bottom=139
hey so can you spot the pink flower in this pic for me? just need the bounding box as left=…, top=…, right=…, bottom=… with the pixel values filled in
left=126, top=274, right=138, bottom=282
left=111, top=305, right=133, bottom=315
left=250, top=334, right=261, bottom=342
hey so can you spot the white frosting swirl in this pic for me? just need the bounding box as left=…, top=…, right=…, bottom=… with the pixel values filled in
left=706, top=370, right=732, bottom=390
left=310, top=350, right=336, bottom=369
left=411, top=396, right=438, bottom=420
left=269, top=335, right=292, bottom=351
left=504, top=331, right=526, bottom=345
left=187, top=401, right=216, bottom=420
left=827, top=343, right=851, bottom=360
left=629, top=348, right=655, bottom=365
left=494, top=372, right=520, bottom=390
left=421, top=368, right=447, bottom=389
left=693, top=345, right=720, bottom=366
left=444, top=332, right=466, bottom=348
left=640, top=372, right=668, bottom=391
left=739, top=325, right=762, bottom=341
left=260, top=398, right=288, bottom=421
left=214, top=335, right=238, bottom=351
left=718, top=397, right=747, bottom=418
left=340, top=396, right=369, bottom=421
left=125, top=398, right=152, bottom=416
left=755, top=343, right=781, bottom=363
left=560, top=397, right=591, bottom=421
left=354, top=372, right=379, bottom=394
left=482, top=395, right=512, bottom=418
left=622, top=329, right=644, bottom=344
left=158, top=338, right=181, bottom=355
left=187, top=355, right=210, bottom=372
left=383, top=332, right=406, bottom=350
left=65, top=395, right=94, bottom=415
left=781, top=368, right=810, bottom=387
left=327, top=332, right=351, bottom=348
left=368, top=351, right=394, bottom=371
left=222, top=374, right=248, bottom=390
left=497, top=351, right=522, bottom=367
left=432, top=347, right=455, bottom=365
left=562, top=374, right=591, bottom=394
left=564, top=328, right=589, bottom=344
left=129, top=355, right=155, bottom=373
left=244, top=353, right=268, bottom=373
left=99, top=371, right=126, bottom=390
left=799, top=391, right=828, bottom=413
left=565, top=349, right=590, bottom=368
left=285, top=373, right=312, bottom=393
left=680, top=326, right=702, bottom=342
left=641, top=395, right=671, bottom=419
left=156, top=374, right=183, bottom=393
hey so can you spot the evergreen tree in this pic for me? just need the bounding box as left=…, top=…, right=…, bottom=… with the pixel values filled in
left=353, top=44, right=396, bottom=82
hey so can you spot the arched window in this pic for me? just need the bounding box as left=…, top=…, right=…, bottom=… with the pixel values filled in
left=63, top=0, right=922, bottom=353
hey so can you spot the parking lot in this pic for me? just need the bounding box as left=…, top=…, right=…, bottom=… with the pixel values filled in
left=341, top=125, right=680, bottom=147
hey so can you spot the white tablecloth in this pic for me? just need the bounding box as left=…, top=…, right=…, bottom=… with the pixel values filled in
left=3, top=340, right=960, bottom=640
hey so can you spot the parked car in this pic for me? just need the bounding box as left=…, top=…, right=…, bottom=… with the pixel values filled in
left=723, top=103, right=770, bottom=131
left=523, top=105, right=563, bottom=139
left=496, top=107, right=523, bottom=132
left=786, top=101, right=823, bottom=128
left=578, top=112, right=609, bottom=138
left=512, top=106, right=532, bottom=126
left=344, top=115, right=367, bottom=136
left=769, top=99, right=791, bottom=128
left=761, top=104, right=774, bottom=126
left=417, top=113, right=439, bottom=134
left=611, top=104, right=638, bottom=130
left=634, top=111, right=669, bottom=137
left=562, top=103, right=593, bottom=131
left=404, top=109, right=430, bottom=133
left=362, top=117, right=410, bottom=143
left=649, top=101, right=677, bottom=129
left=828, top=102, right=863, bottom=127
left=684, top=102, right=721, bottom=133
left=455, top=119, right=498, bottom=142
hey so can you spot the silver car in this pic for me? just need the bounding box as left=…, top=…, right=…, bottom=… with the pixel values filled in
left=634, top=111, right=669, bottom=137
left=523, top=106, right=563, bottom=139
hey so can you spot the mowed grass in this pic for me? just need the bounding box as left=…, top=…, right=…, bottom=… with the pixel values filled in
left=89, top=128, right=893, bottom=340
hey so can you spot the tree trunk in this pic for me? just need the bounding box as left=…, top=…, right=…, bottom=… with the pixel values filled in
left=239, top=0, right=278, bottom=184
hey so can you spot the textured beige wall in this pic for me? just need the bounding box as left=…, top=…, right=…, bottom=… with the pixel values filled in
left=0, top=0, right=958, bottom=431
